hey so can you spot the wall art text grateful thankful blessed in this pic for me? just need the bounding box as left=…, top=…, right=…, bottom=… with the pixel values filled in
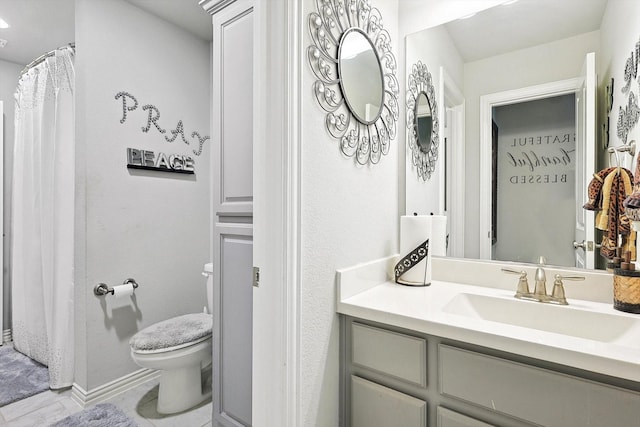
left=504, top=133, right=575, bottom=185
left=115, top=91, right=210, bottom=156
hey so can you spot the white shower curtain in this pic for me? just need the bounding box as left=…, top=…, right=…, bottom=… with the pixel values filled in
left=12, top=46, right=75, bottom=389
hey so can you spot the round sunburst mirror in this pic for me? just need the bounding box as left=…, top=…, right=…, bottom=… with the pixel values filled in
left=307, top=0, right=399, bottom=165
left=407, top=61, right=439, bottom=180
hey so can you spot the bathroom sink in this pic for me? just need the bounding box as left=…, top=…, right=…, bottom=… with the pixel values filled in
left=442, top=292, right=640, bottom=348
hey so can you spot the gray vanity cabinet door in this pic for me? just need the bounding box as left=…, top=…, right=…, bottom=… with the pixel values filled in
left=351, top=376, right=427, bottom=427
left=352, top=322, right=427, bottom=387
left=439, top=344, right=640, bottom=427
left=437, top=407, right=495, bottom=427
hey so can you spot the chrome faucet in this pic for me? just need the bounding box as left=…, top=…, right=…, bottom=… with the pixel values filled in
left=533, top=256, right=548, bottom=301
left=502, top=256, right=584, bottom=305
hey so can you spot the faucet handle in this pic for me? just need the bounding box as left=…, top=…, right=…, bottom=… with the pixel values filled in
left=550, top=274, right=585, bottom=305
left=501, top=268, right=530, bottom=298
left=556, top=274, right=586, bottom=281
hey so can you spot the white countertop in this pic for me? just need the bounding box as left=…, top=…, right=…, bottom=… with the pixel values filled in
left=337, top=256, right=640, bottom=383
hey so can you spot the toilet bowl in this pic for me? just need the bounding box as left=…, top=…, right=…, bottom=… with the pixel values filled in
left=129, top=263, right=214, bottom=414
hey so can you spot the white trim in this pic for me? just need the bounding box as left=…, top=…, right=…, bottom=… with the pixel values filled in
left=3, top=329, right=11, bottom=344
left=285, top=0, right=302, bottom=425
left=200, top=0, right=237, bottom=15
left=252, top=0, right=300, bottom=425
left=0, top=100, right=3, bottom=342
left=479, top=78, right=582, bottom=259
left=439, top=68, right=465, bottom=258
left=71, top=368, right=160, bottom=408
left=438, top=70, right=446, bottom=215
left=582, top=52, right=597, bottom=269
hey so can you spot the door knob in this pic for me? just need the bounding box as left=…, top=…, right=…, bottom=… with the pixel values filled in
left=573, top=240, right=596, bottom=251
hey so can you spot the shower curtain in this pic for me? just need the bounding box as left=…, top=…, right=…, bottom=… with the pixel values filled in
left=11, top=46, right=75, bottom=389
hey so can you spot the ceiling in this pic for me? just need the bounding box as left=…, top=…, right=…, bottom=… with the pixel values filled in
left=0, top=0, right=211, bottom=67
left=0, top=0, right=609, bottom=67
left=125, top=0, right=212, bottom=42
left=444, top=0, right=609, bottom=62
left=0, top=0, right=75, bottom=65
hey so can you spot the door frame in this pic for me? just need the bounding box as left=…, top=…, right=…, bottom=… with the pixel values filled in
left=439, top=67, right=465, bottom=258
left=251, top=0, right=300, bottom=426
left=0, top=101, right=3, bottom=344
left=478, top=78, right=582, bottom=260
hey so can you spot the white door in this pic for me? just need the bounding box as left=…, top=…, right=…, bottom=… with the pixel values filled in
left=211, top=1, right=254, bottom=426
left=574, top=52, right=597, bottom=269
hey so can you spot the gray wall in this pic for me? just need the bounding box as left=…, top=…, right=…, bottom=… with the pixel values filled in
left=599, top=0, right=640, bottom=170
left=0, top=59, right=24, bottom=332
left=74, top=0, right=211, bottom=390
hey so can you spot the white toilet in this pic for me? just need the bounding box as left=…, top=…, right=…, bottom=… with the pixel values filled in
left=129, top=263, right=214, bottom=414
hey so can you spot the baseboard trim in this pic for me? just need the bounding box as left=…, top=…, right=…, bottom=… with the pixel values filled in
left=71, top=368, right=160, bottom=407
left=3, top=329, right=11, bottom=344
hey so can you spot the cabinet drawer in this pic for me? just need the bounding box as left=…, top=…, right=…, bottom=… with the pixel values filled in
left=351, top=375, right=427, bottom=427
left=439, top=344, right=640, bottom=427
left=437, top=406, right=495, bottom=427
left=352, top=322, right=427, bottom=387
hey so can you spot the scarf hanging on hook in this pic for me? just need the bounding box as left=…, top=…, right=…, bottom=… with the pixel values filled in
left=584, top=167, right=634, bottom=260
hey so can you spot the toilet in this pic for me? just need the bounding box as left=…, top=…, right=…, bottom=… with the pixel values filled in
left=129, top=263, right=214, bottom=414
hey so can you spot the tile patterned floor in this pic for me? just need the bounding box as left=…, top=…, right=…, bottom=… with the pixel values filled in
left=0, top=375, right=212, bottom=427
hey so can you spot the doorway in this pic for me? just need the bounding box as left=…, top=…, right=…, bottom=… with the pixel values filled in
left=479, top=75, right=593, bottom=266
left=479, top=53, right=597, bottom=268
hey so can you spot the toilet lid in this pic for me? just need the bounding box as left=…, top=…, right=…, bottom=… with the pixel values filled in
left=129, top=312, right=212, bottom=352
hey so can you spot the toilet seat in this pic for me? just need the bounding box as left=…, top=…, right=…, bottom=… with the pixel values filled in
left=131, top=335, right=212, bottom=358
left=131, top=335, right=212, bottom=372
left=129, top=312, right=212, bottom=353
left=132, top=334, right=211, bottom=355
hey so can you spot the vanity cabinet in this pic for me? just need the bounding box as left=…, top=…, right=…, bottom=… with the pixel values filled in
left=350, top=322, right=428, bottom=427
left=341, top=316, right=640, bottom=427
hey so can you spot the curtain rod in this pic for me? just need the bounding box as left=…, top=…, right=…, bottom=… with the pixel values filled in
left=19, top=43, right=75, bottom=77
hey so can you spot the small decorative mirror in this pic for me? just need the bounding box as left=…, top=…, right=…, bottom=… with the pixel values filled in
left=307, top=0, right=399, bottom=165
left=415, top=92, right=434, bottom=153
left=338, top=28, right=384, bottom=124
left=407, top=61, right=439, bottom=180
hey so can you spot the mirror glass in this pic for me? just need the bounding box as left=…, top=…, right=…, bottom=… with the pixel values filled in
left=415, top=91, right=433, bottom=153
left=404, top=0, right=609, bottom=269
left=338, top=28, right=384, bottom=124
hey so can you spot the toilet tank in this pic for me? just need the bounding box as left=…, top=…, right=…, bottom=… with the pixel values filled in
left=203, top=263, right=214, bottom=314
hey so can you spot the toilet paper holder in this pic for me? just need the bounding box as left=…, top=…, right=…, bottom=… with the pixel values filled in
left=94, top=278, right=139, bottom=296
